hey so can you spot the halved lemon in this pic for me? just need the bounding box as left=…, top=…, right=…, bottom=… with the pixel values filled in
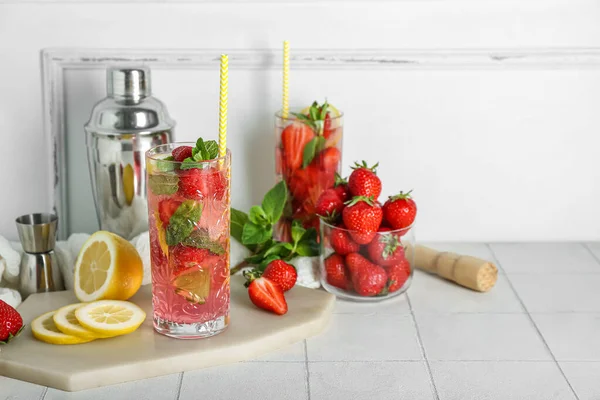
left=75, top=300, right=146, bottom=337
left=53, top=303, right=106, bottom=340
left=74, top=231, right=143, bottom=302
left=32, top=311, right=94, bottom=345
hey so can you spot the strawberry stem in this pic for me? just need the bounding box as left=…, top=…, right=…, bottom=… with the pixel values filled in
left=334, top=173, right=348, bottom=187
left=344, top=195, right=375, bottom=207
left=389, top=190, right=413, bottom=201
left=351, top=160, right=379, bottom=173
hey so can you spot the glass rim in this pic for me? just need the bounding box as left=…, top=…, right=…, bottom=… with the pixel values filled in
left=275, top=109, right=344, bottom=121
left=146, top=142, right=231, bottom=164
left=319, top=217, right=415, bottom=234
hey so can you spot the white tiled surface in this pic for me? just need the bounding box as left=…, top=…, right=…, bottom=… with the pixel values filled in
left=2, top=242, right=599, bottom=399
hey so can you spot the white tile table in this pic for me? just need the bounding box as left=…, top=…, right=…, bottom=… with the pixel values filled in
left=2, top=242, right=599, bottom=400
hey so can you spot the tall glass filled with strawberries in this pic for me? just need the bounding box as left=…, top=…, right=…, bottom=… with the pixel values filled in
left=275, top=101, right=343, bottom=239
left=317, top=161, right=418, bottom=301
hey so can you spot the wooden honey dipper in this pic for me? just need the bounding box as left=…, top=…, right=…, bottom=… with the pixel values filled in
left=410, top=245, right=498, bottom=292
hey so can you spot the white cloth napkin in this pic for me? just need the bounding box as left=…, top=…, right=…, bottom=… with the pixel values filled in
left=0, top=230, right=321, bottom=310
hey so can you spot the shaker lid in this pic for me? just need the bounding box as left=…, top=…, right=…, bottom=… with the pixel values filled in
left=107, top=67, right=151, bottom=102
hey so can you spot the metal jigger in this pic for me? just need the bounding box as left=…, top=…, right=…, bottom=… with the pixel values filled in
left=16, top=213, right=64, bottom=299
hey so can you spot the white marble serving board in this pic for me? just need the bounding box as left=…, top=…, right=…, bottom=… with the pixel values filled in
left=0, top=276, right=335, bottom=392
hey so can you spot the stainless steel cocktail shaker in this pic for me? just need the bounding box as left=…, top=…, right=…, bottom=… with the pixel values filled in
left=85, top=67, right=175, bottom=240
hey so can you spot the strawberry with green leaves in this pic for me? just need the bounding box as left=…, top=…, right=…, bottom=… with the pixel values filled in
left=367, top=227, right=406, bottom=267
left=348, top=161, right=382, bottom=200
left=346, top=253, right=388, bottom=296
left=0, top=300, right=24, bottom=344
left=342, top=196, right=383, bottom=244
left=315, top=188, right=344, bottom=222
left=383, top=191, right=417, bottom=230
left=332, top=174, right=350, bottom=203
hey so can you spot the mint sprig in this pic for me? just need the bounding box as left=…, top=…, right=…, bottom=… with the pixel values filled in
left=291, top=100, right=330, bottom=135
left=229, top=181, right=320, bottom=274
left=180, top=138, right=220, bottom=170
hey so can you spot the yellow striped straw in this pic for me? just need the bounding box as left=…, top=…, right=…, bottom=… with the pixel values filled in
left=282, top=40, right=290, bottom=119
left=218, top=54, right=228, bottom=159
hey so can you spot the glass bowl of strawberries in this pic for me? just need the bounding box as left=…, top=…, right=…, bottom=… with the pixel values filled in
left=316, top=161, right=417, bottom=301
left=319, top=219, right=415, bottom=301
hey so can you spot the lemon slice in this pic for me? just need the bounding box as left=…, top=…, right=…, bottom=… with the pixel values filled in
left=53, top=303, right=106, bottom=339
left=75, top=300, right=146, bottom=337
left=32, top=311, right=94, bottom=345
left=74, top=231, right=143, bottom=302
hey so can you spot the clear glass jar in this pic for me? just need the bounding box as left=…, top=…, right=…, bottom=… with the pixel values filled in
left=319, top=219, right=415, bottom=301
left=274, top=109, right=344, bottom=240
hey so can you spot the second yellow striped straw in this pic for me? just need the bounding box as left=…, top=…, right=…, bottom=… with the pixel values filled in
left=218, top=54, right=228, bottom=160
left=282, top=40, right=290, bottom=119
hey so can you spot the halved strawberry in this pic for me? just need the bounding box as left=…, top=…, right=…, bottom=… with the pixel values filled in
left=246, top=276, right=288, bottom=315
left=281, top=122, right=315, bottom=172
left=314, top=147, right=341, bottom=174
left=178, top=167, right=227, bottom=201
left=158, top=198, right=182, bottom=226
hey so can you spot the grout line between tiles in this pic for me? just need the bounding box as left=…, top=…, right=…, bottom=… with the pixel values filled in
left=304, top=340, right=311, bottom=400
left=486, top=243, right=581, bottom=400
left=174, top=372, right=184, bottom=400
left=39, top=386, right=48, bottom=400
left=583, top=243, right=600, bottom=266
left=407, top=294, right=440, bottom=400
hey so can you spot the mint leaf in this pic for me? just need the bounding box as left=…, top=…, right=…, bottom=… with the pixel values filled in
left=249, top=206, right=268, bottom=225
left=231, top=207, right=249, bottom=243
left=302, top=136, right=325, bottom=168
left=258, top=255, right=281, bottom=272
left=309, top=104, right=319, bottom=121
left=242, top=222, right=272, bottom=245
left=180, top=158, right=201, bottom=170
left=291, top=220, right=305, bottom=243
left=182, top=230, right=225, bottom=255
left=195, top=138, right=209, bottom=160
left=263, top=242, right=293, bottom=258
left=148, top=174, right=179, bottom=195
left=203, top=140, right=219, bottom=160
left=295, top=241, right=320, bottom=257
left=155, top=156, right=176, bottom=172
left=319, top=101, right=329, bottom=120
left=262, top=181, right=287, bottom=224
left=166, top=200, right=203, bottom=246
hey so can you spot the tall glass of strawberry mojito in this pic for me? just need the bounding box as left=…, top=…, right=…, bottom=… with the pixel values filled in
left=146, top=139, right=231, bottom=339
left=275, top=102, right=343, bottom=239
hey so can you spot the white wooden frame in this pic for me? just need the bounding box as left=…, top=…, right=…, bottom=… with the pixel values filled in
left=41, top=47, right=600, bottom=238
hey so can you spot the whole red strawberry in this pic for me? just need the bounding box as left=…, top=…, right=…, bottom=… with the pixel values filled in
left=345, top=253, right=387, bottom=296
left=324, top=254, right=351, bottom=290
left=333, top=174, right=350, bottom=202
left=172, top=146, right=193, bottom=162
left=281, top=121, right=315, bottom=172
left=315, top=189, right=344, bottom=221
left=342, top=196, right=383, bottom=244
left=315, top=147, right=341, bottom=173
left=385, top=258, right=411, bottom=292
left=158, top=198, right=182, bottom=226
left=348, top=161, right=382, bottom=200
left=0, top=300, right=24, bottom=344
left=329, top=224, right=360, bottom=255
left=367, top=227, right=406, bottom=267
left=245, top=276, right=288, bottom=315
left=383, top=191, right=417, bottom=230
left=263, top=259, right=297, bottom=292
left=178, top=167, right=226, bottom=200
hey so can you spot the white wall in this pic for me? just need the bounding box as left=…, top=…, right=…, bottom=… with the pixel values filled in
left=1, top=0, right=600, bottom=242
